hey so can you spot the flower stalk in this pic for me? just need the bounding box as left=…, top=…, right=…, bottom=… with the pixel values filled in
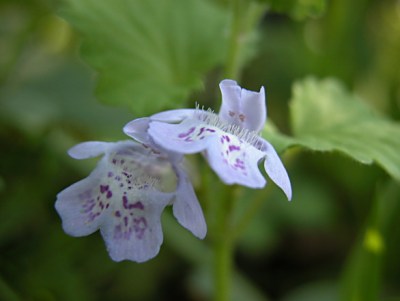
left=224, top=0, right=268, bottom=80
left=215, top=2, right=269, bottom=300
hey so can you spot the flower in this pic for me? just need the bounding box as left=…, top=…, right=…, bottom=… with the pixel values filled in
left=124, top=79, right=292, bottom=200
left=55, top=140, right=206, bottom=262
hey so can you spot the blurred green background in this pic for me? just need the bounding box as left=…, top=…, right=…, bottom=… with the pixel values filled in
left=1, top=0, right=400, bottom=300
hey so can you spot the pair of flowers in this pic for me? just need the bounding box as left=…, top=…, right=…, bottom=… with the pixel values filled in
left=55, top=80, right=292, bottom=262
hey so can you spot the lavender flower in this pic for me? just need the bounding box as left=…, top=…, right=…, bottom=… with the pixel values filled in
left=55, top=140, right=206, bottom=262
left=124, top=80, right=292, bottom=200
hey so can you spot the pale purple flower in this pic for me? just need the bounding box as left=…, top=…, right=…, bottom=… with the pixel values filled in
left=55, top=140, right=206, bottom=262
left=124, top=79, right=292, bottom=200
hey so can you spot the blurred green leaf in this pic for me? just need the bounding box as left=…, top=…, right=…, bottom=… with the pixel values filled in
left=283, top=280, right=338, bottom=301
left=61, top=0, right=229, bottom=115
left=263, top=121, right=297, bottom=154
left=191, top=266, right=270, bottom=301
left=290, top=78, right=400, bottom=181
left=0, top=276, right=20, bottom=301
left=259, top=0, right=326, bottom=19
left=264, top=78, right=400, bottom=180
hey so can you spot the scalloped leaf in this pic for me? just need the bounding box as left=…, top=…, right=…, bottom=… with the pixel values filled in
left=264, top=78, right=400, bottom=180
left=62, top=0, right=229, bottom=115
left=290, top=78, right=400, bottom=180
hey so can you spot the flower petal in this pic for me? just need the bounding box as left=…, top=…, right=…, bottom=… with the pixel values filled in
left=151, top=109, right=196, bottom=123
left=206, top=133, right=266, bottom=188
left=123, top=118, right=152, bottom=144
left=55, top=161, right=112, bottom=236
left=219, top=79, right=266, bottom=132
left=68, top=141, right=111, bottom=159
left=148, top=119, right=214, bottom=154
left=262, top=140, right=292, bottom=200
left=172, top=166, right=206, bottom=239
left=100, top=191, right=172, bottom=262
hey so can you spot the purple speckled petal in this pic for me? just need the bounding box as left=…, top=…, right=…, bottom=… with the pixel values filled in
left=55, top=160, right=111, bottom=236
left=148, top=119, right=214, bottom=154
left=68, top=141, right=111, bottom=159
left=219, top=80, right=266, bottom=133
left=151, top=109, right=196, bottom=123
left=123, top=118, right=152, bottom=144
left=172, top=166, right=206, bottom=239
left=100, top=191, right=172, bottom=262
left=261, top=140, right=292, bottom=200
left=218, top=80, right=241, bottom=122
left=206, top=134, right=266, bottom=189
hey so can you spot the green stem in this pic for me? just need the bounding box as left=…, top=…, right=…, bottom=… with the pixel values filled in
left=224, top=0, right=242, bottom=80
left=214, top=233, right=233, bottom=301
left=232, top=189, right=270, bottom=240
left=213, top=187, right=235, bottom=301
left=224, top=0, right=268, bottom=80
left=211, top=2, right=268, bottom=301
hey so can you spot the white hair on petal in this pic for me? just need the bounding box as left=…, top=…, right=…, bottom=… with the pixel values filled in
left=193, top=105, right=264, bottom=150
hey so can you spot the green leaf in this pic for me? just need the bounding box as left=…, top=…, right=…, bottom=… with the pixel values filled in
left=258, top=0, right=326, bottom=20
left=290, top=77, right=400, bottom=181
left=262, top=121, right=297, bottom=154
left=61, top=0, right=228, bottom=115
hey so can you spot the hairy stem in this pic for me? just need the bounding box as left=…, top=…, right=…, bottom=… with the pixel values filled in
left=213, top=187, right=235, bottom=301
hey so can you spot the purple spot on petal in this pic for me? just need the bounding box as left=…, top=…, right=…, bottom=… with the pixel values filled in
left=83, top=203, right=95, bottom=213
left=228, top=145, right=240, bottom=152
left=131, top=201, right=144, bottom=210
left=115, top=211, right=121, bottom=217
left=122, top=196, right=145, bottom=210
left=114, top=225, right=122, bottom=239
left=221, top=135, right=231, bottom=144
left=122, top=195, right=129, bottom=209
left=87, top=212, right=100, bottom=222
left=107, top=171, right=114, bottom=177
left=197, top=127, right=205, bottom=136
left=133, top=217, right=147, bottom=239
left=100, top=185, right=109, bottom=193
left=106, top=191, right=113, bottom=199
left=178, top=127, right=195, bottom=138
